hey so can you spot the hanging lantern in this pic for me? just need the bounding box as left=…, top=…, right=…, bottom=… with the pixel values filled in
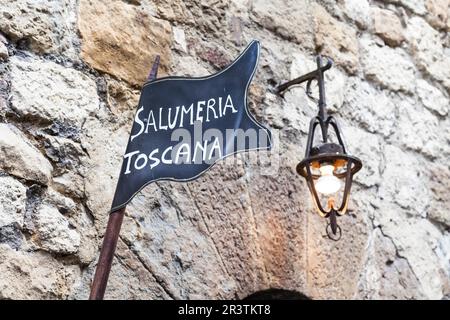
left=278, top=56, right=362, bottom=240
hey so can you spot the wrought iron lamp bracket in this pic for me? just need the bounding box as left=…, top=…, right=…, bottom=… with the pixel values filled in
left=278, top=55, right=362, bottom=241
left=277, top=55, right=334, bottom=142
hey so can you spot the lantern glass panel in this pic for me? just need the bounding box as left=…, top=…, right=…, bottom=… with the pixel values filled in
left=315, top=164, right=341, bottom=195
left=311, top=170, right=345, bottom=213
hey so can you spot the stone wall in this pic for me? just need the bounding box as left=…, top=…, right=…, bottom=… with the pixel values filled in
left=0, top=0, right=449, bottom=300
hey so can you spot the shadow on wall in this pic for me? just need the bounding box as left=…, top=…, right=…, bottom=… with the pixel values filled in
left=243, top=288, right=311, bottom=300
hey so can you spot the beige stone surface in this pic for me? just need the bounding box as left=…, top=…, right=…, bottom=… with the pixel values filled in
left=342, top=77, right=397, bottom=137
left=0, top=41, right=7, bottom=60
left=0, top=124, right=53, bottom=184
left=78, top=0, right=173, bottom=86
left=425, top=0, right=449, bottom=30
left=81, top=116, right=130, bottom=228
left=372, top=8, right=405, bottom=47
left=416, top=79, right=449, bottom=116
left=406, top=17, right=450, bottom=91
left=396, top=0, right=428, bottom=15
left=0, top=176, right=26, bottom=228
left=9, top=56, right=99, bottom=129
left=360, top=37, right=416, bottom=92
left=428, top=163, right=450, bottom=228
left=357, top=228, right=425, bottom=299
left=0, top=176, right=26, bottom=250
left=0, top=244, right=80, bottom=299
left=312, top=3, right=359, bottom=74
left=31, top=203, right=81, bottom=254
left=250, top=0, right=314, bottom=49
left=342, top=0, right=371, bottom=30
left=0, top=0, right=78, bottom=59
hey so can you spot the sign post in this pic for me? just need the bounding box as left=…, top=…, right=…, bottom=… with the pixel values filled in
left=89, top=57, right=160, bottom=300
left=89, top=41, right=271, bottom=299
left=89, top=207, right=125, bottom=300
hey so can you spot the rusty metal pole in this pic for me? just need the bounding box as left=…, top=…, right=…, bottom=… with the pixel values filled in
left=89, top=56, right=160, bottom=300
left=89, top=208, right=125, bottom=300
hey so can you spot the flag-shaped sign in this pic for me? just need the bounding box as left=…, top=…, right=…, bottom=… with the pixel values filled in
left=111, top=40, right=272, bottom=212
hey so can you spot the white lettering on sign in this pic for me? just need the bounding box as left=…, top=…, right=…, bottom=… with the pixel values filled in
left=130, top=107, right=145, bottom=141
left=132, top=94, right=236, bottom=140
left=123, top=94, right=240, bottom=175
left=122, top=136, right=223, bottom=175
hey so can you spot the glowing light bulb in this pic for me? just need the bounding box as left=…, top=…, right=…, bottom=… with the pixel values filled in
left=315, top=164, right=341, bottom=195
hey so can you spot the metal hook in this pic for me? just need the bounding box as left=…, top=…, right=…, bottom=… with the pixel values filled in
left=305, top=78, right=320, bottom=104
left=277, top=55, right=333, bottom=96
left=326, top=223, right=342, bottom=241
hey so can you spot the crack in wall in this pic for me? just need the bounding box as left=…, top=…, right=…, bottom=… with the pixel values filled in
left=157, top=183, right=182, bottom=226
left=117, top=236, right=177, bottom=300
left=242, top=161, right=271, bottom=286
left=367, top=211, right=423, bottom=289
left=185, top=183, right=234, bottom=282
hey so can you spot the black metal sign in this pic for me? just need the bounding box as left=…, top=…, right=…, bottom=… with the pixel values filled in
left=111, top=40, right=272, bottom=212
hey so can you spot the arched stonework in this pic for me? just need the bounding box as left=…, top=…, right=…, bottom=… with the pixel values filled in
left=244, top=288, right=311, bottom=300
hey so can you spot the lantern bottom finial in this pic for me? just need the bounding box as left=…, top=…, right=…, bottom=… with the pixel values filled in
left=326, top=210, right=342, bottom=241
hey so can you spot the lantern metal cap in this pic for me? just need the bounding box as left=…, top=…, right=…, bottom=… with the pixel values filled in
left=311, top=143, right=343, bottom=156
